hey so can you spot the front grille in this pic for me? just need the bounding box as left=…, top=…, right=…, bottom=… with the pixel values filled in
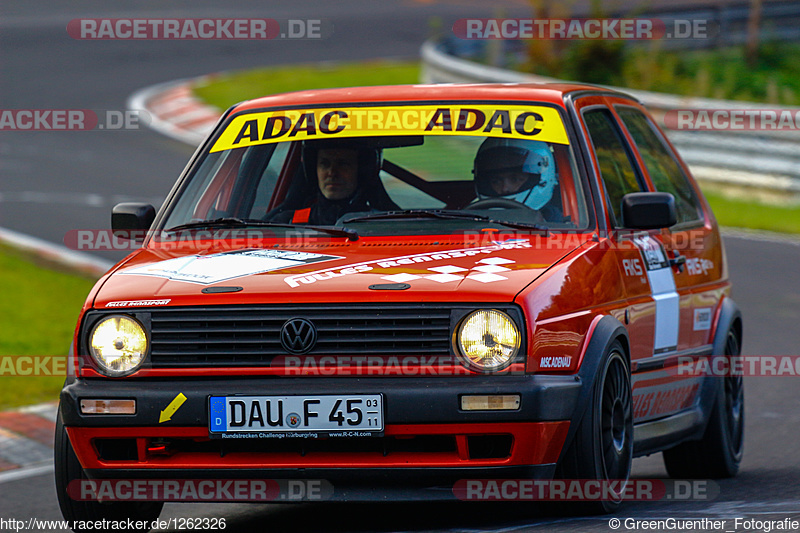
left=148, top=305, right=454, bottom=367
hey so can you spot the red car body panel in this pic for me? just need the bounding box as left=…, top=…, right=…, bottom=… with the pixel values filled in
left=68, top=421, right=570, bottom=470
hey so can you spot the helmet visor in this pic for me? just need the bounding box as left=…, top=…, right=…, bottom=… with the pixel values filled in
left=474, top=146, right=545, bottom=197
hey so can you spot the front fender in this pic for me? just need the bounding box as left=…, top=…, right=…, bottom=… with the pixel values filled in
left=557, top=314, right=629, bottom=464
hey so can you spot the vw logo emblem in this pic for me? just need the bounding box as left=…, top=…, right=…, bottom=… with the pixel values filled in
left=280, top=318, right=318, bottom=354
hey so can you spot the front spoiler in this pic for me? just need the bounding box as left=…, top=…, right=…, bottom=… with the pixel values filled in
left=60, top=375, right=580, bottom=493
left=60, top=374, right=583, bottom=428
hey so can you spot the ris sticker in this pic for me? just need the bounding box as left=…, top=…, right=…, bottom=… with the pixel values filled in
left=622, top=258, right=644, bottom=277
left=686, top=258, right=714, bottom=276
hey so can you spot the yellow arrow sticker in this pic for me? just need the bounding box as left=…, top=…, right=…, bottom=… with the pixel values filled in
left=159, top=393, right=187, bottom=423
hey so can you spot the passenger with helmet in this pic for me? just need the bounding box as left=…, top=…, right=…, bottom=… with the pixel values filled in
left=472, top=138, right=563, bottom=221
left=265, top=138, right=398, bottom=226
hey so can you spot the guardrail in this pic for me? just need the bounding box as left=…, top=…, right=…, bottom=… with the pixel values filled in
left=421, top=22, right=800, bottom=197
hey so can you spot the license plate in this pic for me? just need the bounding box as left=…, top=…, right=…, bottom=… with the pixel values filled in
left=209, top=395, right=383, bottom=437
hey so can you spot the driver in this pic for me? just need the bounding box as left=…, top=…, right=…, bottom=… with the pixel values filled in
left=472, top=138, right=559, bottom=217
left=268, top=139, right=393, bottom=225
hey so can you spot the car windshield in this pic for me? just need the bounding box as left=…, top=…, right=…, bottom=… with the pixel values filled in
left=160, top=102, right=591, bottom=237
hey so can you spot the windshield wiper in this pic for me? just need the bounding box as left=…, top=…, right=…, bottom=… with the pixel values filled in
left=164, top=217, right=359, bottom=241
left=343, top=210, right=549, bottom=234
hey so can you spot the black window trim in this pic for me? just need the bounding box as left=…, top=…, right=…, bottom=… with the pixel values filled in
left=578, top=103, right=648, bottom=229
left=613, top=103, right=707, bottom=231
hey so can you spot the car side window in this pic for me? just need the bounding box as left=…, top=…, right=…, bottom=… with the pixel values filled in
left=582, top=108, right=643, bottom=226
left=616, top=107, right=703, bottom=225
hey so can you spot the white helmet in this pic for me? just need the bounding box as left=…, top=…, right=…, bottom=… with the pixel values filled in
left=473, top=138, right=557, bottom=210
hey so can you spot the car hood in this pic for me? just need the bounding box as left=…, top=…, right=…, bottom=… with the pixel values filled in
left=92, top=235, right=592, bottom=308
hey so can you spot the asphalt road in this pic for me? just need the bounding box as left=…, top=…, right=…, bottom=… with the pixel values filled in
left=1, top=1, right=799, bottom=532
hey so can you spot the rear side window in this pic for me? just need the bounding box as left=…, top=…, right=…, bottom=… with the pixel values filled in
left=617, top=107, right=703, bottom=225
left=582, top=108, right=642, bottom=226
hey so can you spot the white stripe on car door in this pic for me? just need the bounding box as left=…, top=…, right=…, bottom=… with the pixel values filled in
left=634, top=235, right=679, bottom=354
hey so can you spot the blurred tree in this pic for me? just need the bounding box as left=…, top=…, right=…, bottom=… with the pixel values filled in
left=525, top=0, right=626, bottom=82
left=525, top=0, right=574, bottom=75
left=746, top=0, right=762, bottom=66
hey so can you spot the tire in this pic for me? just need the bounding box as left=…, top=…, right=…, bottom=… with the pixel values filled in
left=54, top=414, right=163, bottom=532
left=555, top=341, right=633, bottom=514
left=663, top=330, right=744, bottom=479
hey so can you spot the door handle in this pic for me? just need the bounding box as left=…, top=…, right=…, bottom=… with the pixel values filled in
left=669, top=253, right=686, bottom=273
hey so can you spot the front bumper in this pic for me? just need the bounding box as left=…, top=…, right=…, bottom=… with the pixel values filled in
left=61, top=375, right=581, bottom=498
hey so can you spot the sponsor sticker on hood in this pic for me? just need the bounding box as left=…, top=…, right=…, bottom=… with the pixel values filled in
left=283, top=240, right=534, bottom=288
left=120, top=249, right=341, bottom=285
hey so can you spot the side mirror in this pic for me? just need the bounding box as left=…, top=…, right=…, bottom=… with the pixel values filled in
left=621, top=192, right=677, bottom=230
left=112, top=203, right=155, bottom=241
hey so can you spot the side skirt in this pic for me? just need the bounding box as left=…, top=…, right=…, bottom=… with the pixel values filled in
left=633, top=407, right=705, bottom=457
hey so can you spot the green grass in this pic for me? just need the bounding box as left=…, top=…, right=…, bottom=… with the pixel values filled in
left=193, top=59, right=420, bottom=110
left=705, top=191, right=800, bottom=234
left=619, top=43, right=800, bottom=104
left=0, top=245, right=96, bottom=410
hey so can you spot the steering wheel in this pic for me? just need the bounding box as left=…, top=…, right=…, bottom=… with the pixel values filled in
left=466, top=197, right=533, bottom=210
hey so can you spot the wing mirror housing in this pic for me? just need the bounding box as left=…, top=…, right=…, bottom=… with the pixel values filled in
left=112, top=203, right=155, bottom=241
left=621, top=192, right=677, bottom=230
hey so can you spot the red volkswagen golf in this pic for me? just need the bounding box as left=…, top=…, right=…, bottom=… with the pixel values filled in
left=56, top=83, right=743, bottom=526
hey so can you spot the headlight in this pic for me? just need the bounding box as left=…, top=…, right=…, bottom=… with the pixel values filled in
left=89, top=315, right=148, bottom=376
left=456, top=309, right=520, bottom=371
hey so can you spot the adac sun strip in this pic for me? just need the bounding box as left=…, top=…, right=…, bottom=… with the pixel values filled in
left=210, top=104, right=569, bottom=152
